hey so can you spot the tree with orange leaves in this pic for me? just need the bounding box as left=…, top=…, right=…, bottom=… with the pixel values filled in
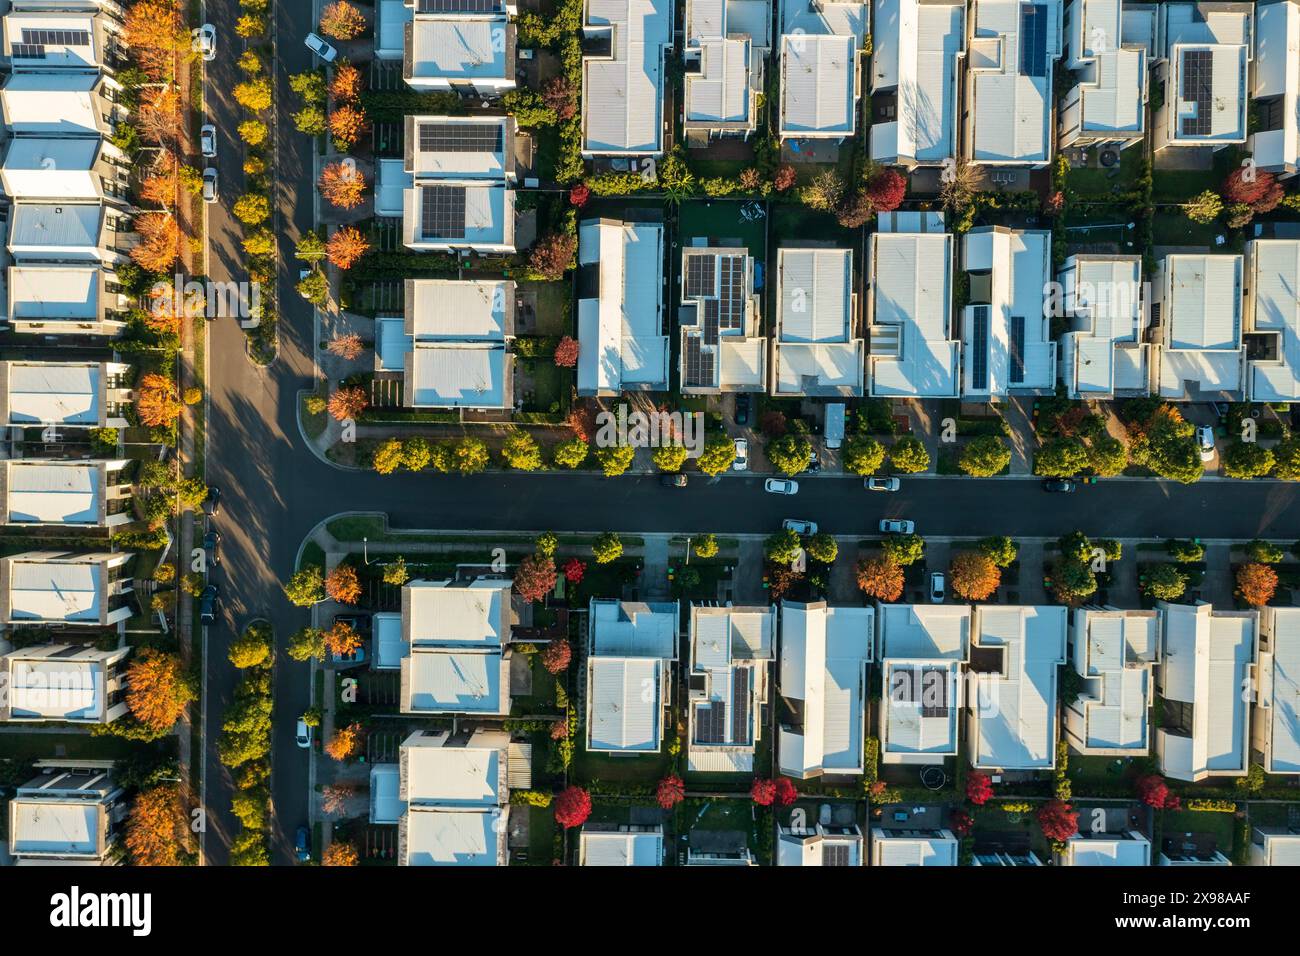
left=326, top=226, right=370, bottom=269
left=126, top=649, right=195, bottom=733
left=138, top=86, right=183, bottom=146
left=330, top=62, right=364, bottom=103
left=325, top=565, right=362, bottom=604
left=139, top=151, right=180, bottom=208
left=324, top=620, right=362, bottom=657
left=1237, top=562, right=1278, bottom=607
left=949, top=551, right=1001, bottom=601
left=327, top=333, right=364, bottom=360
left=318, top=161, right=367, bottom=209
left=125, top=784, right=189, bottom=866
left=322, top=842, right=359, bottom=866
left=328, top=105, right=368, bottom=149
left=143, top=299, right=183, bottom=336
left=327, top=385, right=367, bottom=421
left=320, top=1, right=367, bottom=39
left=136, top=372, right=183, bottom=427
left=856, top=555, right=905, bottom=602
left=123, top=0, right=189, bottom=80
left=325, top=723, right=364, bottom=761
left=130, top=212, right=183, bottom=272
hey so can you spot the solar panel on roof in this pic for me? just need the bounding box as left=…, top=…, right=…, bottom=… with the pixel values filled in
left=11, top=43, right=45, bottom=58
left=702, top=300, right=720, bottom=345
left=970, top=305, right=990, bottom=391
left=719, top=255, right=744, bottom=330
left=418, top=122, right=503, bottom=154
left=418, top=0, right=503, bottom=11
left=1180, top=49, right=1214, bottom=138
left=920, top=665, right=949, bottom=718
left=685, top=254, right=716, bottom=298
left=1009, top=313, right=1026, bottom=385
left=1019, top=4, right=1048, bottom=78
left=420, top=186, right=466, bottom=239
left=21, top=28, right=90, bottom=46
left=695, top=699, right=726, bottom=744
left=731, top=668, right=751, bottom=745
left=823, top=843, right=851, bottom=866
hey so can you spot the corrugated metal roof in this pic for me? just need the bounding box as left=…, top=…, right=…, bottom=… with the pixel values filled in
left=1248, top=239, right=1300, bottom=402
left=7, top=462, right=99, bottom=525
left=410, top=17, right=509, bottom=80
left=869, top=227, right=959, bottom=397
left=403, top=808, right=501, bottom=866
left=1063, top=834, right=1150, bottom=866
left=589, top=657, right=662, bottom=750
left=8, top=266, right=99, bottom=321
left=6, top=362, right=100, bottom=425
left=1265, top=609, right=1300, bottom=773
left=582, top=0, right=673, bottom=154
left=8, top=560, right=100, bottom=623
left=874, top=832, right=959, bottom=866
left=779, top=33, right=856, bottom=135
left=580, top=829, right=664, bottom=865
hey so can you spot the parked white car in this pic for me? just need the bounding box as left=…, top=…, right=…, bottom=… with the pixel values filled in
left=865, top=477, right=900, bottom=492
left=193, top=24, right=216, bottom=61
left=929, top=572, right=945, bottom=603
left=200, top=124, right=217, bottom=158
left=879, top=518, right=915, bottom=534
left=1196, top=426, right=1216, bottom=462
left=765, top=478, right=799, bottom=495
left=201, top=167, right=218, bottom=203
left=295, top=719, right=312, bottom=749
left=782, top=519, right=817, bottom=535
left=732, top=438, right=748, bottom=471
left=305, top=32, right=338, bottom=62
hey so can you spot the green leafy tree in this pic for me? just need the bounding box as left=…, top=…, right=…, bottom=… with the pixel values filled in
left=372, top=437, right=404, bottom=475
left=1244, top=539, right=1284, bottom=564
left=842, top=435, right=886, bottom=476
left=595, top=443, right=636, bottom=477
left=293, top=105, right=328, bottom=135
left=592, top=532, right=623, bottom=564
left=1059, top=530, right=1093, bottom=563
left=1035, top=437, right=1088, bottom=477
left=402, top=437, right=432, bottom=472
left=233, top=77, right=272, bottom=112
left=297, top=271, right=328, bottom=307
left=453, top=438, right=490, bottom=474
left=383, top=557, right=409, bottom=587
left=1087, top=434, right=1128, bottom=477
left=1052, top=557, right=1097, bottom=603
left=1166, top=539, right=1205, bottom=563
left=959, top=435, right=1011, bottom=477
left=1222, top=441, right=1275, bottom=479
left=282, top=567, right=324, bottom=606
left=1184, top=190, right=1224, bottom=224
left=693, top=534, right=719, bottom=559
left=287, top=627, right=326, bottom=662
left=502, top=431, right=544, bottom=471
left=1272, top=438, right=1300, bottom=480
left=767, top=433, right=813, bottom=476
left=552, top=437, right=589, bottom=469
left=765, top=528, right=802, bottom=565
left=228, top=625, right=271, bottom=669
left=977, top=536, right=1018, bottom=568
left=889, top=436, right=930, bottom=474
left=233, top=194, right=270, bottom=225
left=652, top=444, right=689, bottom=472
left=1146, top=408, right=1203, bottom=483
left=1146, top=563, right=1188, bottom=601
left=535, top=532, right=558, bottom=558
left=294, top=231, right=327, bottom=263
left=806, top=532, right=838, bottom=564
left=881, top=533, right=924, bottom=566
left=697, top=436, right=738, bottom=476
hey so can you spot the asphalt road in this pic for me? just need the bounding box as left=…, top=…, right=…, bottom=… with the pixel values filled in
left=194, top=3, right=1300, bottom=865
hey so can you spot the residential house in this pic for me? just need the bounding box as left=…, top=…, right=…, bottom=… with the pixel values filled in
left=1151, top=1, right=1252, bottom=152
left=392, top=115, right=517, bottom=253
left=1, top=459, right=131, bottom=528
left=1057, top=0, right=1148, bottom=150
left=6, top=200, right=130, bottom=265
left=1248, top=827, right=1300, bottom=865
left=0, top=360, right=131, bottom=429
left=960, top=226, right=1056, bottom=399
left=579, top=825, right=665, bottom=865
left=682, top=0, right=770, bottom=142
left=678, top=245, right=766, bottom=393
left=871, top=828, right=960, bottom=865
left=374, top=278, right=515, bottom=410
left=1252, top=607, right=1300, bottom=775
left=7, top=761, right=124, bottom=864
left=0, top=644, right=130, bottom=723
left=5, top=263, right=131, bottom=336
left=964, top=0, right=1063, bottom=167
left=1058, top=254, right=1149, bottom=399
left=1064, top=607, right=1160, bottom=756
left=771, top=246, right=863, bottom=397
left=777, top=0, right=868, bottom=141
left=0, top=551, right=133, bottom=629
left=370, top=729, right=512, bottom=866
left=777, top=601, right=873, bottom=779
left=1150, top=253, right=1246, bottom=401
left=967, top=605, right=1067, bottom=770
left=1159, top=842, right=1231, bottom=864
left=1250, top=0, right=1299, bottom=179
left=867, top=212, right=959, bottom=399
left=576, top=217, right=669, bottom=396
left=777, top=823, right=864, bottom=865
left=1059, top=831, right=1152, bottom=865
left=581, top=0, right=674, bottom=157
left=398, top=0, right=517, bottom=97
left=686, top=604, right=775, bottom=773
left=971, top=847, right=1043, bottom=864
left=0, top=72, right=123, bottom=140
left=1154, top=602, right=1258, bottom=782
left=877, top=604, right=971, bottom=764
left=1243, top=238, right=1300, bottom=403
left=2, top=2, right=122, bottom=75
left=869, top=0, right=965, bottom=168
left=397, top=578, right=517, bottom=716
left=585, top=598, right=679, bottom=753
left=1, top=136, right=129, bottom=206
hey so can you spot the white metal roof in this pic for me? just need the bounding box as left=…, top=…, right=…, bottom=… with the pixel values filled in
left=1060, top=256, right=1145, bottom=396
left=403, top=808, right=501, bottom=865
left=582, top=0, right=673, bottom=154
left=6, top=656, right=102, bottom=718
left=369, top=764, right=402, bottom=823
left=970, top=605, right=1067, bottom=770
left=1256, top=831, right=1300, bottom=865
left=967, top=0, right=1060, bottom=163
left=1157, top=254, right=1245, bottom=399
left=781, top=0, right=868, bottom=37
left=6, top=461, right=99, bottom=525
left=5, top=362, right=100, bottom=425
left=409, top=116, right=509, bottom=178
left=878, top=603, right=971, bottom=659
left=0, top=73, right=101, bottom=135
left=590, top=599, right=678, bottom=657
left=1263, top=608, right=1300, bottom=774
left=778, top=247, right=853, bottom=343
left=1247, top=239, right=1300, bottom=402
left=588, top=656, right=662, bottom=750
left=779, top=33, right=857, bottom=136
left=10, top=799, right=100, bottom=856
left=406, top=649, right=504, bottom=712
left=777, top=831, right=863, bottom=865
left=3, top=12, right=100, bottom=70
left=1063, top=833, right=1151, bottom=866
left=882, top=659, right=961, bottom=757
left=408, top=342, right=506, bottom=408
left=409, top=16, right=509, bottom=81
left=403, top=742, right=501, bottom=807
left=375, top=158, right=409, bottom=217
left=1250, top=0, right=1299, bottom=173
left=7, top=560, right=100, bottom=623
left=580, top=828, right=664, bottom=865
left=9, top=202, right=102, bottom=255
left=1, top=138, right=102, bottom=201
left=685, top=37, right=752, bottom=124
left=8, top=265, right=99, bottom=321
left=872, top=830, right=959, bottom=865
left=1073, top=608, right=1157, bottom=751
left=407, top=579, right=508, bottom=645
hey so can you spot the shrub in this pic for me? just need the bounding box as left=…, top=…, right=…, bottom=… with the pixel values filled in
left=551, top=437, right=589, bottom=469
left=864, top=168, right=907, bottom=212
left=889, top=436, right=930, bottom=473
left=959, top=435, right=1011, bottom=476
left=805, top=532, right=838, bottom=564
left=750, top=778, right=776, bottom=806
left=554, top=335, right=580, bottom=368
left=966, top=771, right=994, bottom=806
left=694, top=534, right=719, bottom=559
left=1037, top=799, right=1079, bottom=842
left=656, top=775, right=685, bottom=809
left=1244, top=539, right=1284, bottom=564
left=1145, top=563, right=1187, bottom=601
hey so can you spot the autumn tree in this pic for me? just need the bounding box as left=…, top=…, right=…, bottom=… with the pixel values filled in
left=325, top=722, right=364, bottom=761
left=329, top=105, right=368, bottom=149
left=554, top=786, right=592, bottom=828
left=323, top=621, right=362, bottom=658
left=321, top=784, right=355, bottom=817
left=228, top=626, right=272, bottom=668
left=130, top=212, right=182, bottom=272
left=1136, top=774, right=1181, bottom=810
left=126, top=649, right=195, bottom=733
left=320, top=1, right=367, bottom=39
left=327, top=385, right=368, bottom=421
left=541, top=639, right=571, bottom=674
left=554, top=335, right=580, bottom=368
left=856, top=555, right=904, bottom=602
left=514, top=553, right=557, bottom=603
left=773, top=164, right=797, bottom=191
left=234, top=77, right=273, bottom=112
left=287, top=626, right=327, bottom=660
left=123, top=0, right=188, bottom=79
left=326, top=226, right=370, bottom=269
left=656, top=774, right=685, bottom=809
left=750, top=778, right=776, bottom=806
left=318, top=161, right=367, bottom=208
left=949, top=551, right=1001, bottom=600
left=1037, top=799, right=1079, bottom=842
left=542, top=76, right=578, bottom=120
left=125, top=784, right=188, bottom=866
left=528, top=232, right=578, bottom=280
left=965, top=771, right=994, bottom=806
left=136, top=372, right=182, bottom=427
left=329, top=62, right=364, bottom=102
left=864, top=168, right=907, bottom=212
left=774, top=778, right=798, bottom=807
left=325, top=565, right=362, bottom=604
left=322, top=842, right=358, bottom=866
left=1237, top=562, right=1278, bottom=607
left=563, top=557, right=586, bottom=583
left=327, top=332, right=364, bottom=360
left=1222, top=167, right=1285, bottom=215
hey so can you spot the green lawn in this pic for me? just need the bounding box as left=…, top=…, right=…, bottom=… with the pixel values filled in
left=1067, top=147, right=1143, bottom=199
left=0, top=732, right=172, bottom=763
left=677, top=199, right=767, bottom=260
left=972, top=806, right=1053, bottom=861
left=526, top=805, right=558, bottom=865
left=517, top=280, right=572, bottom=336
left=1161, top=808, right=1238, bottom=854
left=573, top=745, right=669, bottom=785
left=519, top=359, right=567, bottom=413
left=1151, top=212, right=1219, bottom=248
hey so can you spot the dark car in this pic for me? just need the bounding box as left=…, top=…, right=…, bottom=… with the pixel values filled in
left=294, top=826, right=311, bottom=863
left=806, top=448, right=822, bottom=473
left=199, top=584, right=219, bottom=625
left=1043, top=478, right=1076, bottom=493
left=202, top=486, right=221, bottom=516
left=659, top=473, right=688, bottom=488
left=203, top=529, right=221, bottom=566
left=332, top=613, right=372, bottom=636
left=734, top=393, right=751, bottom=426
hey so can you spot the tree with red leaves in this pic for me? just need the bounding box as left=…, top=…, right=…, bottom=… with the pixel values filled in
left=949, top=808, right=974, bottom=838
left=1037, top=799, right=1079, bottom=842
left=562, top=558, right=586, bottom=583
left=554, top=786, right=592, bottom=828
left=569, top=183, right=590, bottom=207
left=554, top=335, right=580, bottom=368
left=542, top=76, right=578, bottom=120
left=656, top=774, right=685, bottom=809
left=528, top=233, right=577, bottom=280
left=751, top=778, right=776, bottom=806
left=1136, top=774, right=1181, bottom=810
left=513, top=553, right=557, bottom=603
left=760, top=410, right=787, bottom=437
left=774, top=778, right=798, bottom=807
left=540, top=639, right=571, bottom=675
left=864, top=168, right=907, bottom=212
left=773, top=165, right=797, bottom=192
left=1223, top=167, right=1285, bottom=212
left=965, top=770, right=994, bottom=806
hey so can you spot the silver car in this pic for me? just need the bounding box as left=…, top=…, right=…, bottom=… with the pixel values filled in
left=194, top=24, right=216, bottom=61
left=765, top=478, right=799, bottom=495
left=201, top=167, right=218, bottom=203
left=304, top=32, right=338, bottom=63
left=200, top=124, right=217, bottom=158
left=879, top=518, right=915, bottom=534
left=865, top=477, right=900, bottom=492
